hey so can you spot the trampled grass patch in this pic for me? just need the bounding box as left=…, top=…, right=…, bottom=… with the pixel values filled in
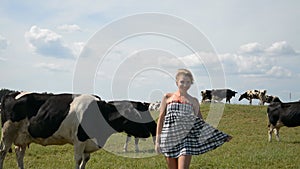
left=1, top=104, right=300, bottom=168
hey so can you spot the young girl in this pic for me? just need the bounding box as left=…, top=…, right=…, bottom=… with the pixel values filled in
left=155, top=69, right=231, bottom=169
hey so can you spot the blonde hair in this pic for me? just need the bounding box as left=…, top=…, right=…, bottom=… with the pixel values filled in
left=176, top=68, right=194, bottom=84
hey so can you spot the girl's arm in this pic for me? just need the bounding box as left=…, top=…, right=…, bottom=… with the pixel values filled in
left=155, top=94, right=168, bottom=152
left=192, top=97, right=203, bottom=119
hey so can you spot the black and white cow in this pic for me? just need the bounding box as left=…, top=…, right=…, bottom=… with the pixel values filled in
left=149, top=101, right=161, bottom=111
left=108, top=100, right=156, bottom=153
left=238, top=90, right=267, bottom=105
left=265, top=95, right=282, bottom=104
left=211, top=89, right=237, bottom=103
left=0, top=92, right=156, bottom=169
left=267, top=101, right=300, bottom=142
left=201, top=89, right=237, bottom=103
left=201, top=90, right=212, bottom=103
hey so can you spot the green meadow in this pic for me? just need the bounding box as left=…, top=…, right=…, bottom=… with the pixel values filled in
left=2, top=104, right=300, bottom=169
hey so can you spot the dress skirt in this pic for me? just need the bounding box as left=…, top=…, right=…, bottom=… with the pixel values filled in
left=160, top=101, right=230, bottom=158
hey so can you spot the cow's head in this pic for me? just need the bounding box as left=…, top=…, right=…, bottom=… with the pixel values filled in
left=232, top=91, right=238, bottom=97
left=260, top=90, right=267, bottom=95
left=265, top=95, right=282, bottom=103
left=97, top=101, right=153, bottom=138
left=238, top=92, right=247, bottom=101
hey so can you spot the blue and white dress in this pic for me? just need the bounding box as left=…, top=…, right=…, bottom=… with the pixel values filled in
left=160, top=101, right=230, bottom=158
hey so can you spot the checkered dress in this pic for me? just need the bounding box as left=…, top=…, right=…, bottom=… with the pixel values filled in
left=159, top=101, right=230, bottom=158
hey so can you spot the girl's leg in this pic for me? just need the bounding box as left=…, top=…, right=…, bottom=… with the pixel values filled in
left=165, top=157, right=178, bottom=169
left=178, top=155, right=192, bottom=169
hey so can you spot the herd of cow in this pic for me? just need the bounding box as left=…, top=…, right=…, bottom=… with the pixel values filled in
left=0, top=89, right=299, bottom=169
left=200, top=89, right=281, bottom=105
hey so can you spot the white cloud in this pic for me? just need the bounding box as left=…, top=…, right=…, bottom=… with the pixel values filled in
left=24, top=25, right=74, bottom=58
left=71, top=42, right=85, bottom=57
left=0, top=35, right=9, bottom=50
left=265, top=41, right=297, bottom=56
left=218, top=41, right=299, bottom=78
left=238, top=42, right=264, bottom=55
left=57, top=24, right=81, bottom=33
left=168, top=52, right=221, bottom=68
left=35, top=62, right=71, bottom=72
left=237, top=41, right=298, bottom=57
left=266, top=66, right=292, bottom=78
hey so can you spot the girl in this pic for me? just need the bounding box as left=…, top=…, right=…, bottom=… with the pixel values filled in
left=155, top=69, right=231, bottom=169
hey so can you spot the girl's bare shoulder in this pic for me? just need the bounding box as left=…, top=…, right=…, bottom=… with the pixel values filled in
left=164, top=93, right=174, bottom=99
left=190, top=96, right=200, bottom=105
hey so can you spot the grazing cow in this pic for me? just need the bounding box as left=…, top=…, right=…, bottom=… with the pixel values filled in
left=0, top=92, right=156, bottom=169
left=211, top=89, right=237, bottom=103
left=201, top=89, right=237, bottom=103
left=239, top=90, right=267, bottom=105
left=267, top=101, right=300, bottom=141
left=149, top=101, right=161, bottom=111
left=201, top=90, right=212, bottom=103
left=108, top=100, right=156, bottom=153
left=265, top=95, right=282, bottom=104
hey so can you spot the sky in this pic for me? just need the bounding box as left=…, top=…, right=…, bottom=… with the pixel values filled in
left=0, top=0, right=299, bottom=104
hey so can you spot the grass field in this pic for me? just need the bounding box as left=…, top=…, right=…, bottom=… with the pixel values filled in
left=2, top=104, right=300, bottom=169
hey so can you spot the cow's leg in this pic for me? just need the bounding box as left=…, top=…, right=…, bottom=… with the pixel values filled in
left=79, top=153, right=90, bottom=169
left=259, top=100, right=265, bottom=105
left=134, top=137, right=139, bottom=153
left=123, top=136, right=131, bottom=152
left=268, top=125, right=274, bottom=142
left=15, top=145, right=26, bottom=169
left=274, top=127, right=280, bottom=141
left=152, top=136, right=156, bottom=145
left=0, top=128, right=16, bottom=169
left=249, top=99, right=252, bottom=105
left=0, top=141, right=11, bottom=169
left=74, top=143, right=85, bottom=169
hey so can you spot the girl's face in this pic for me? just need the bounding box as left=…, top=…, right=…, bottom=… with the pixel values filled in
left=176, top=74, right=192, bottom=91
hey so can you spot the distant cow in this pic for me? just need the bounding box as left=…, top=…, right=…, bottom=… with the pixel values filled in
left=239, top=90, right=267, bottom=105
left=201, top=90, right=212, bottom=103
left=0, top=92, right=156, bottom=169
left=108, top=100, right=156, bottom=153
left=211, top=89, right=237, bottom=103
left=265, top=95, right=282, bottom=104
left=149, top=101, right=161, bottom=111
left=267, top=101, right=300, bottom=141
left=201, top=89, right=237, bottom=103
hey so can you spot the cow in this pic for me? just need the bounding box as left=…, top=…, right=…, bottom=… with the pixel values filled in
left=238, top=90, right=267, bottom=105
left=149, top=101, right=161, bottom=111
left=201, top=90, right=212, bottom=103
left=211, top=89, right=237, bottom=103
left=0, top=92, right=156, bottom=169
left=108, top=100, right=156, bottom=153
left=201, top=89, right=237, bottom=103
left=265, top=95, right=282, bottom=104
left=267, top=101, right=300, bottom=142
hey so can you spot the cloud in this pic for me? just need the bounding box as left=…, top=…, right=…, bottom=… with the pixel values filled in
left=266, top=66, right=292, bottom=78
left=265, top=41, right=297, bottom=56
left=24, top=25, right=74, bottom=58
left=0, top=35, right=9, bottom=50
left=237, top=41, right=298, bottom=56
left=166, top=52, right=221, bottom=68
left=218, top=41, right=298, bottom=77
left=71, top=42, right=85, bottom=57
left=57, top=24, right=81, bottom=33
left=238, top=42, right=264, bottom=55
left=35, top=62, right=71, bottom=72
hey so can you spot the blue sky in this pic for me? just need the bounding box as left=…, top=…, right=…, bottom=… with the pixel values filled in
left=0, top=0, right=299, bottom=104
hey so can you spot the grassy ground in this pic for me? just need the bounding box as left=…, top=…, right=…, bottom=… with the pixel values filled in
left=2, top=104, right=300, bottom=169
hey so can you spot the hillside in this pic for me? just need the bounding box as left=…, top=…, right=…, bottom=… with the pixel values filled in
left=1, top=104, right=300, bottom=169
